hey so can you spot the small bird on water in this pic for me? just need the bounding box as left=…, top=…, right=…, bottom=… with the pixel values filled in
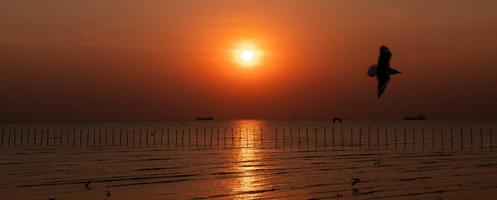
left=367, top=45, right=401, bottom=98
left=351, top=178, right=361, bottom=186
left=84, top=179, right=92, bottom=189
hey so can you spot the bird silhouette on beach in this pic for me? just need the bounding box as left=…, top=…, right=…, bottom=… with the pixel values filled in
left=351, top=178, right=361, bottom=186
left=368, top=45, right=401, bottom=98
left=84, top=179, right=92, bottom=189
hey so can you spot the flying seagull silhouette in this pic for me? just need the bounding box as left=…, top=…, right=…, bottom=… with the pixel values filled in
left=332, top=117, right=342, bottom=124
left=368, top=45, right=401, bottom=98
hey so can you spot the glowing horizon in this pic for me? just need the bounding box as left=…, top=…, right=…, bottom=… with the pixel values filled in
left=0, top=1, right=497, bottom=121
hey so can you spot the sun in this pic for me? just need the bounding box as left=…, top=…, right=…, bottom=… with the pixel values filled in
left=242, top=51, right=254, bottom=62
left=232, top=42, right=263, bottom=67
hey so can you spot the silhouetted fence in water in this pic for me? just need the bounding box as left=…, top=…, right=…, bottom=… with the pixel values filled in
left=0, top=126, right=495, bottom=151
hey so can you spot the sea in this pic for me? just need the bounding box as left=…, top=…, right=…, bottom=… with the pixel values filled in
left=1, top=120, right=497, bottom=199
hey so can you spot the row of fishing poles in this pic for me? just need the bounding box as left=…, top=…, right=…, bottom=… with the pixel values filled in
left=0, top=126, right=494, bottom=150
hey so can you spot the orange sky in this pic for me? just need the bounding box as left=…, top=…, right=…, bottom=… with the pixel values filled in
left=1, top=0, right=497, bottom=121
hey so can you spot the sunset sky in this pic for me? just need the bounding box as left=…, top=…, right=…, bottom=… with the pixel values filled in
left=1, top=0, right=497, bottom=121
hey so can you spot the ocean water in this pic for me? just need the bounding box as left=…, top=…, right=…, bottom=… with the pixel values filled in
left=1, top=120, right=497, bottom=199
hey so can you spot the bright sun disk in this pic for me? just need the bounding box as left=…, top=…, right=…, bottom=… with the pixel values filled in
left=242, top=51, right=254, bottom=62
left=233, top=42, right=263, bottom=67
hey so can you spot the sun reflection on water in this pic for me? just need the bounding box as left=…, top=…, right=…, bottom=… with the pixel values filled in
left=230, top=120, right=265, bottom=199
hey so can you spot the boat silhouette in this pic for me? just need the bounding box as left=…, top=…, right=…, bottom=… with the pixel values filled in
left=404, top=114, right=426, bottom=120
left=196, top=116, right=214, bottom=120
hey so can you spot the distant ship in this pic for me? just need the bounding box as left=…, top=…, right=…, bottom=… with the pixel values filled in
left=196, top=116, right=214, bottom=120
left=404, top=114, right=426, bottom=120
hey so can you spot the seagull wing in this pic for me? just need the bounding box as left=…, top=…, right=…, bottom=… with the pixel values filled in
left=377, top=46, right=392, bottom=70
left=377, top=76, right=390, bottom=98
